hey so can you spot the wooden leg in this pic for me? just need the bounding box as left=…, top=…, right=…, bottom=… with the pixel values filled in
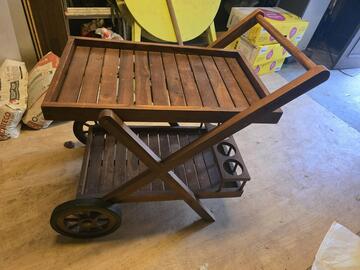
left=99, top=110, right=215, bottom=222
left=162, top=172, right=215, bottom=221
left=132, top=20, right=141, bottom=42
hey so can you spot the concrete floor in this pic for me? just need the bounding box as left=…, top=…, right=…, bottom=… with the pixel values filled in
left=0, top=65, right=359, bottom=269
left=280, top=62, right=360, bottom=132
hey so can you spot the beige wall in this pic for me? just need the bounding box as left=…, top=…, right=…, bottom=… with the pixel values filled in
left=7, top=0, right=37, bottom=68
left=0, top=0, right=21, bottom=63
left=0, top=0, right=37, bottom=69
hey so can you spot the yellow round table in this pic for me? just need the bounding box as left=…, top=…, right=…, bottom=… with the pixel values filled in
left=123, top=0, right=220, bottom=42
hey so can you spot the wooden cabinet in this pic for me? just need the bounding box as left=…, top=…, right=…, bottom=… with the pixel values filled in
left=22, top=0, right=68, bottom=58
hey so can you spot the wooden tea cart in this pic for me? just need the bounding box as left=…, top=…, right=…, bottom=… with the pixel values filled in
left=42, top=10, right=329, bottom=238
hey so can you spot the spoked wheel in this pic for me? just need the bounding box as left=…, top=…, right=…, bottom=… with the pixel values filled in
left=73, top=121, right=99, bottom=144
left=50, top=199, right=122, bottom=239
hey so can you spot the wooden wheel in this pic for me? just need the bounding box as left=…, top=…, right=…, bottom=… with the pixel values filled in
left=73, top=121, right=99, bottom=144
left=50, top=199, right=121, bottom=238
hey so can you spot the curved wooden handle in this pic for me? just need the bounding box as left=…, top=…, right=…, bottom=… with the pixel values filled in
left=208, top=9, right=263, bottom=49
left=255, top=14, right=315, bottom=70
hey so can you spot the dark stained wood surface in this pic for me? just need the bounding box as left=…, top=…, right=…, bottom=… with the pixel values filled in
left=162, top=53, right=186, bottom=106
left=57, top=46, right=90, bottom=102
left=213, top=57, right=249, bottom=110
left=77, top=127, right=247, bottom=199
left=149, top=52, right=170, bottom=105
left=175, top=54, right=202, bottom=106
left=78, top=47, right=105, bottom=103
left=98, top=49, right=119, bottom=104
left=201, top=56, right=234, bottom=108
left=188, top=54, right=218, bottom=107
left=226, top=58, right=260, bottom=105
left=117, top=50, right=134, bottom=105
left=43, top=36, right=283, bottom=123
left=135, top=51, right=151, bottom=105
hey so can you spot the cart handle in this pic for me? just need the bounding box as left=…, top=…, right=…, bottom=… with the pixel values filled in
left=209, top=9, right=316, bottom=70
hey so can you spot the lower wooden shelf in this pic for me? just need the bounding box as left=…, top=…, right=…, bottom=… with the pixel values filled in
left=77, top=126, right=250, bottom=202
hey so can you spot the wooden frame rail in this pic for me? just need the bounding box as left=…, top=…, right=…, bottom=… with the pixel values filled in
left=102, top=67, right=329, bottom=204
left=208, top=9, right=315, bottom=70
left=98, top=9, right=330, bottom=206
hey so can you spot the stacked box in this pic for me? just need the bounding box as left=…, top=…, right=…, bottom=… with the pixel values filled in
left=227, top=7, right=308, bottom=75
left=228, top=37, right=294, bottom=75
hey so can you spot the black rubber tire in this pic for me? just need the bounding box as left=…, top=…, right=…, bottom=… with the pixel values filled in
left=73, top=121, right=99, bottom=144
left=50, top=198, right=121, bottom=239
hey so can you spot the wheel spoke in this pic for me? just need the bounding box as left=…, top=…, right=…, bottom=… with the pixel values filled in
left=64, top=217, right=80, bottom=222
left=97, top=218, right=109, bottom=222
left=67, top=223, right=80, bottom=230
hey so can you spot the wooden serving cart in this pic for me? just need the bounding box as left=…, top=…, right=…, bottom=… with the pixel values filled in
left=42, top=10, right=329, bottom=238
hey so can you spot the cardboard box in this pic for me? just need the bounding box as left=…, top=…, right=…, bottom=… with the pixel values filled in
left=227, top=7, right=308, bottom=46
left=229, top=36, right=291, bottom=65
left=253, top=57, right=285, bottom=76
left=226, top=37, right=286, bottom=75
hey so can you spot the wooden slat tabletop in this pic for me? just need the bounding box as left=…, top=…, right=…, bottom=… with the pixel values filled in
left=43, top=37, right=282, bottom=123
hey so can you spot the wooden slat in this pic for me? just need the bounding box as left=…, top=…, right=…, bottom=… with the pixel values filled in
left=135, top=51, right=152, bottom=105
left=168, top=133, right=188, bottom=186
left=117, top=50, right=134, bottom=105
left=148, top=132, right=164, bottom=192
left=226, top=58, right=260, bottom=104
left=201, top=56, right=234, bottom=108
left=179, top=134, right=200, bottom=191
left=188, top=134, right=212, bottom=189
left=84, top=131, right=105, bottom=195
left=139, top=132, right=151, bottom=192
left=162, top=52, right=186, bottom=106
left=77, top=47, right=105, bottom=103
left=113, top=142, right=127, bottom=187
left=77, top=126, right=94, bottom=196
left=98, top=135, right=116, bottom=193
left=44, top=37, right=75, bottom=103
left=58, top=46, right=90, bottom=102
left=175, top=54, right=202, bottom=106
left=201, top=148, right=221, bottom=188
left=213, top=57, right=249, bottom=110
left=158, top=132, right=172, bottom=191
left=188, top=54, right=218, bottom=107
left=98, top=48, right=119, bottom=104
left=149, top=51, right=170, bottom=105
left=126, top=149, right=139, bottom=182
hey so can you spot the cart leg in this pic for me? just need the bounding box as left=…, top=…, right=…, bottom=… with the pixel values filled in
left=99, top=110, right=215, bottom=222
left=162, top=172, right=215, bottom=222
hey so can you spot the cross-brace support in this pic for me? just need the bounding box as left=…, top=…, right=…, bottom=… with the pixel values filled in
left=99, top=110, right=215, bottom=222
left=98, top=64, right=328, bottom=222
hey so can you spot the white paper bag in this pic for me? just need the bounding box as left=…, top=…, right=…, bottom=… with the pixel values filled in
left=312, top=222, right=360, bottom=270
left=22, top=52, right=59, bottom=129
left=0, top=59, right=28, bottom=140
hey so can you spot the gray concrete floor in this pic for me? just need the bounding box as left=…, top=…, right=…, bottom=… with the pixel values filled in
left=279, top=62, right=360, bottom=132
left=0, top=64, right=359, bottom=270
